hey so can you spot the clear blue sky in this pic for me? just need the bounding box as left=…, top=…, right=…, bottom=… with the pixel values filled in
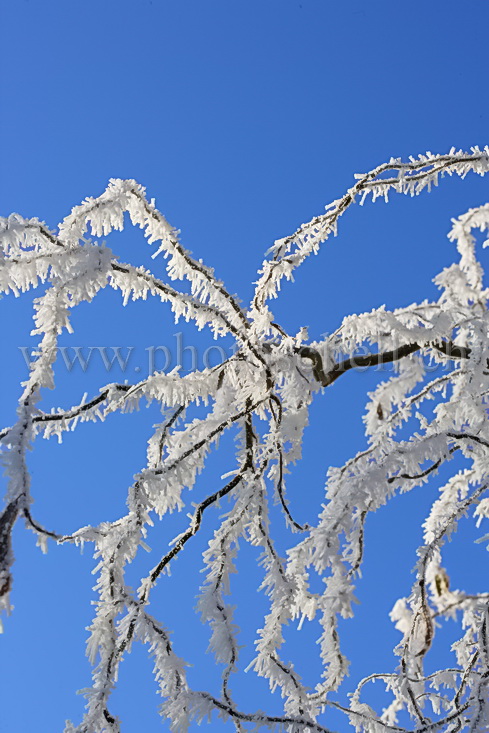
left=2, top=2, right=489, bottom=731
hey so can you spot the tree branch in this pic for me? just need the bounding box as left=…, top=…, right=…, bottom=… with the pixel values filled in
left=298, top=339, right=471, bottom=389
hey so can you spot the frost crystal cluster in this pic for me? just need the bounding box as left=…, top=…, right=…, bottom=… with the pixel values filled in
left=2, top=148, right=489, bottom=732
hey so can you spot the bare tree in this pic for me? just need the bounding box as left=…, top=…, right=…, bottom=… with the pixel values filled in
left=2, top=148, right=489, bottom=731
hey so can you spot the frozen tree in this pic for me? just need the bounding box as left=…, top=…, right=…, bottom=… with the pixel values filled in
left=2, top=147, right=489, bottom=732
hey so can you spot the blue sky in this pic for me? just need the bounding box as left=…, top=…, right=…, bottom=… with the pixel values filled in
left=2, top=1, right=489, bottom=731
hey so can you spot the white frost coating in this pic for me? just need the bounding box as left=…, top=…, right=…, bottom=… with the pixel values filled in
left=1, top=150, right=489, bottom=730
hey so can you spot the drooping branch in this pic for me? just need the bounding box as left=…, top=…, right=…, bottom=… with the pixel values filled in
left=0, top=498, right=21, bottom=596
left=145, top=470, right=248, bottom=593
left=142, top=406, right=257, bottom=597
left=2, top=155, right=489, bottom=732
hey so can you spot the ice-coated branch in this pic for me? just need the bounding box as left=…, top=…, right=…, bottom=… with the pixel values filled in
left=251, top=147, right=489, bottom=324
left=298, top=339, right=472, bottom=390
left=2, top=150, right=489, bottom=731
